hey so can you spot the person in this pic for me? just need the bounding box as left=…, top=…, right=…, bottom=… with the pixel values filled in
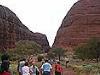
left=30, top=61, right=39, bottom=75
left=0, top=71, right=11, bottom=75
left=28, top=55, right=34, bottom=65
left=41, top=59, right=52, bottom=75
left=22, top=62, right=30, bottom=75
left=18, top=59, right=26, bottom=75
left=0, top=61, right=11, bottom=75
left=40, top=59, right=45, bottom=75
left=65, top=57, right=69, bottom=68
left=55, top=61, right=63, bottom=75
left=0, top=53, right=11, bottom=75
left=1, top=53, right=10, bottom=72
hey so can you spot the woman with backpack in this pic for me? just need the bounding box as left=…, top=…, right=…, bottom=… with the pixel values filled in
left=29, top=61, right=39, bottom=75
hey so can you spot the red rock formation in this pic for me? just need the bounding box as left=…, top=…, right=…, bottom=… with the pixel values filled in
left=53, top=0, right=100, bottom=50
left=0, top=5, right=50, bottom=52
left=0, top=5, right=16, bottom=51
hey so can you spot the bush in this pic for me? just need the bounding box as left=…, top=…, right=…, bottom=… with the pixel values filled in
left=37, top=55, right=44, bottom=62
left=7, top=40, right=43, bottom=61
left=50, top=47, right=66, bottom=61
left=74, top=38, right=100, bottom=62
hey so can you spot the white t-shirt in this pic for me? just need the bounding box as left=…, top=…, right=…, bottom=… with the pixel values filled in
left=22, top=66, right=30, bottom=75
left=41, top=62, right=52, bottom=72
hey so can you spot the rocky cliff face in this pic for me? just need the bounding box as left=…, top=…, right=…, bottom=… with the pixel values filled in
left=0, top=5, right=50, bottom=52
left=53, top=0, right=100, bottom=50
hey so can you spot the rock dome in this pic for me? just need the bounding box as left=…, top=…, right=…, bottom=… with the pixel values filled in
left=53, top=0, right=100, bottom=50
left=0, top=5, right=50, bottom=51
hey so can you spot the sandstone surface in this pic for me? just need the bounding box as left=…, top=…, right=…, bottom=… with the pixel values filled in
left=53, top=0, right=100, bottom=50
left=0, top=5, right=50, bottom=52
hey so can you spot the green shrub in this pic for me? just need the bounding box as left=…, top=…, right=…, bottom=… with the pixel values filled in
left=7, top=40, right=43, bottom=61
left=74, top=38, right=100, bottom=62
left=37, top=55, right=44, bottom=62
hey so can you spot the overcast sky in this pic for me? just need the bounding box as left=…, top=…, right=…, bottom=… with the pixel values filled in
left=1, top=0, right=78, bottom=46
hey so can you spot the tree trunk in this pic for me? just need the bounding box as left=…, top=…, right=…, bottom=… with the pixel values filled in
left=96, top=58, right=99, bottom=63
left=58, top=55, right=60, bottom=61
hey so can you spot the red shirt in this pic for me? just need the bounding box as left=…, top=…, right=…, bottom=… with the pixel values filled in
left=0, top=72, right=11, bottom=75
left=55, top=64, right=63, bottom=72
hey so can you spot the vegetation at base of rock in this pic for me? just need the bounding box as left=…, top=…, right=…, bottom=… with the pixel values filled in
left=6, top=40, right=43, bottom=61
left=37, top=55, right=44, bottom=62
left=47, top=47, right=66, bottom=61
left=74, top=38, right=100, bottom=62
left=70, top=63, right=100, bottom=75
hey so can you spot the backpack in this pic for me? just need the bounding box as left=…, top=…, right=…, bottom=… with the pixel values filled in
left=34, top=66, right=39, bottom=75
left=36, top=68, right=39, bottom=75
left=0, top=64, right=4, bottom=73
left=31, top=66, right=39, bottom=75
left=0, top=65, right=3, bottom=72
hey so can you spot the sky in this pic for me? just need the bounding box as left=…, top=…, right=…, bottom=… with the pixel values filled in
left=0, top=0, right=78, bottom=46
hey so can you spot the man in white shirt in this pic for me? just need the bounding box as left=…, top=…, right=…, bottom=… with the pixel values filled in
left=41, top=59, right=52, bottom=75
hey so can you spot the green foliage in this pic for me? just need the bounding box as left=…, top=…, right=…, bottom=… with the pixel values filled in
left=47, top=51, right=55, bottom=59
left=74, top=38, right=100, bottom=62
left=49, top=47, right=66, bottom=60
left=71, top=63, right=100, bottom=75
left=87, top=38, right=100, bottom=60
left=7, top=40, right=43, bottom=61
left=16, top=40, right=43, bottom=55
left=74, top=45, right=85, bottom=60
left=37, top=55, right=44, bottom=62
left=53, top=48, right=65, bottom=56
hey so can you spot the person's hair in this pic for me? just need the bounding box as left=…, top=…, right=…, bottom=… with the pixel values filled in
left=24, top=62, right=28, bottom=66
left=57, top=61, right=60, bottom=64
left=22, top=58, right=26, bottom=61
left=1, top=53, right=9, bottom=62
left=19, top=58, right=26, bottom=61
left=45, top=59, right=48, bottom=62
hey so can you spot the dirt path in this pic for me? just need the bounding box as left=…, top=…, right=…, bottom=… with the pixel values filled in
left=63, top=67, right=76, bottom=75
left=51, top=64, right=76, bottom=75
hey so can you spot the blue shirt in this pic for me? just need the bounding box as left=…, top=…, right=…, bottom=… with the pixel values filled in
left=41, top=62, right=52, bottom=72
